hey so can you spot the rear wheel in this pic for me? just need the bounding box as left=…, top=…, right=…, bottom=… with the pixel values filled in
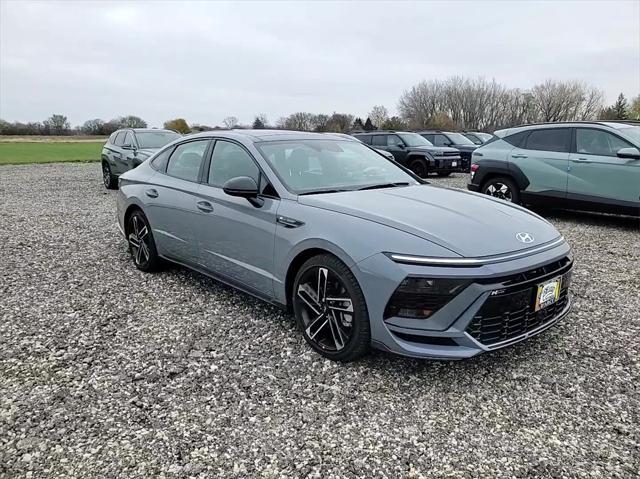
left=102, top=162, right=118, bottom=189
left=292, top=254, right=370, bottom=361
left=408, top=158, right=428, bottom=178
left=482, top=176, right=520, bottom=203
left=126, top=210, right=161, bottom=272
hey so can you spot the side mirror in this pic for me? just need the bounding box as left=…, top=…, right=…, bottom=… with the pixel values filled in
left=397, top=143, right=405, bottom=149
left=122, top=143, right=134, bottom=150
left=616, top=147, right=640, bottom=159
left=223, top=176, right=259, bottom=198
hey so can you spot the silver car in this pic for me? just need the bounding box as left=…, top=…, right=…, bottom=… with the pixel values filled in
left=116, top=130, right=573, bottom=361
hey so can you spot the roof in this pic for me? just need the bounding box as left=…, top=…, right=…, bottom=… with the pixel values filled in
left=495, top=120, right=640, bottom=137
left=183, top=129, right=341, bottom=143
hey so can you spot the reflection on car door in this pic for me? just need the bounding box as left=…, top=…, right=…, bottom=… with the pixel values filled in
left=196, top=140, right=279, bottom=298
left=110, top=131, right=128, bottom=174
left=568, top=128, right=640, bottom=207
left=509, top=128, right=570, bottom=200
left=144, top=139, right=211, bottom=264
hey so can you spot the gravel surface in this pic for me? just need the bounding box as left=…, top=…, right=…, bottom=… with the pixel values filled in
left=1, top=163, right=639, bottom=478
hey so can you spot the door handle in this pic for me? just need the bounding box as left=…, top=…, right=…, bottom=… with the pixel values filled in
left=196, top=201, right=214, bottom=213
left=145, top=189, right=159, bottom=198
left=511, top=154, right=527, bottom=159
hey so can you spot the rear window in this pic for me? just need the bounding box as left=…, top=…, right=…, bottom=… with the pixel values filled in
left=113, top=131, right=126, bottom=146
left=524, top=128, right=571, bottom=153
left=354, top=134, right=371, bottom=145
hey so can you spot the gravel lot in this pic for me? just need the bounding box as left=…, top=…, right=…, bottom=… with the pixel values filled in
left=1, top=163, right=639, bottom=478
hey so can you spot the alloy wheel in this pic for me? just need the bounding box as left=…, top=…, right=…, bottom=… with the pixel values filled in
left=128, top=215, right=151, bottom=268
left=295, top=266, right=354, bottom=352
left=485, top=182, right=513, bottom=201
left=102, top=164, right=111, bottom=188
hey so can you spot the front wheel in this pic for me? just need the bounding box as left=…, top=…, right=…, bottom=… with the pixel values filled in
left=481, top=176, right=520, bottom=203
left=408, top=158, right=428, bottom=178
left=292, top=254, right=370, bottom=361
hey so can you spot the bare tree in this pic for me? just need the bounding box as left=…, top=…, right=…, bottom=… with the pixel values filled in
left=223, top=116, right=239, bottom=129
left=368, top=105, right=389, bottom=129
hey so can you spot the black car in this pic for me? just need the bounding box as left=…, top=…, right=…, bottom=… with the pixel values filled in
left=462, top=132, right=494, bottom=145
left=101, top=128, right=180, bottom=189
left=352, top=131, right=461, bottom=177
left=418, top=131, right=478, bottom=171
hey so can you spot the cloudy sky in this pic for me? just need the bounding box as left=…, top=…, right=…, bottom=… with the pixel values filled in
left=1, top=0, right=638, bottom=127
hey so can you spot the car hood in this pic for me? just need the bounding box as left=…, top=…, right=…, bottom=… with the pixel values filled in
left=452, top=144, right=477, bottom=153
left=298, top=185, right=561, bottom=258
left=410, top=146, right=460, bottom=155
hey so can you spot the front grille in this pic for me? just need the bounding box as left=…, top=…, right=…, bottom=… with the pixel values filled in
left=466, top=261, right=572, bottom=348
left=443, top=151, right=460, bottom=157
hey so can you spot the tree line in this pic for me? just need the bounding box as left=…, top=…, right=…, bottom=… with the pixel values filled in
left=1, top=77, right=638, bottom=136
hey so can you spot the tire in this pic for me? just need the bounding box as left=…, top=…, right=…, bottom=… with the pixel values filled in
left=408, top=158, right=428, bottom=178
left=292, top=254, right=370, bottom=361
left=437, top=172, right=452, bottom=177
left=126, top=210, right=161, bottom=272
left=481, top=176, right=520, bottom=203
left=102, top=162, right=118, bottom=189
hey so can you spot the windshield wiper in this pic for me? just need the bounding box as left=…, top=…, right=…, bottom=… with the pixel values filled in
left=298, top=188, right=352, bottom=196
left=356, top=182, right=411, bottom=191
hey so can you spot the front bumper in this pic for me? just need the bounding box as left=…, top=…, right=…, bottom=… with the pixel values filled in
left=467, top=182, right=480, bottom=192
left=353, top=240, right=572, bottom=359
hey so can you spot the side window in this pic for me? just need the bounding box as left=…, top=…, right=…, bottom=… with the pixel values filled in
left=433, top=134, right=449, bottom=147
left=108, top=132, right=118, bottom=144
left=151, top=148, right=173, bottom=172
left=371, top=135, right=386, bottom=146
left=357, top=135, right=371, bottom=145
left=208, top=140, right=259, bottom=187
left=576, top=129, right=632, bottom=157
left=422, top=134, right=435, bottom=143
left=166, top=140, right=209, bottom=182
left=386, top=134, right=402, bottom=147
left=123, top=131, right=133, bottom=147
left=524, top=129, right=570, bottom=152
left=504, top=131, right=529, bottom=148
left=113, top=131, right=126, bottom=146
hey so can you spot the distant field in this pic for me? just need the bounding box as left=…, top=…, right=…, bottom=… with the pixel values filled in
left=0, top=140, right=104, bottom=165
left=0, top=135, right=107, bottom=143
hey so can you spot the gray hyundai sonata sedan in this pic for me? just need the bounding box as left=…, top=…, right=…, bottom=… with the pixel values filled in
left=116, top=130, right=573, bottom=361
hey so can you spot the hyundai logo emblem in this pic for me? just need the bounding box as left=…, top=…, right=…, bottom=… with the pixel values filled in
left=516, top=232, right=534, bottom=243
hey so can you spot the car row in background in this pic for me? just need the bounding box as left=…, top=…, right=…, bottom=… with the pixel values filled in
left=418, top=130, right=479, bottom=171
left=102, top=128, right=181, bottom=188
left=468, top=120, right=640, bottom=216
left=462, top=131, right=494, bottom=145
left=353, top=131, right=462, bottom=177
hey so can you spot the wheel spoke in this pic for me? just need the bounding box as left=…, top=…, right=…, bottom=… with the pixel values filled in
left=140, top=241, right=150, bottom=261
left=136, top=242, right=144, bottom=264
left=297, top=284, right=322, bottom=316
left=128, top=234, right=140, bottom=248
left=328, top=311, right=346, bottom=350
left=317, top=267, right=328, bottom=303
left=132, top=216, right=140, bottom=236
left=138, top=225, right=148, bottom=240
left=325, top=297, right=353, bottom=313
left=306, top=315, right=329, bottom=340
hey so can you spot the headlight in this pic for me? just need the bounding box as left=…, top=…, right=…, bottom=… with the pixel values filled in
left=384, top=277, right=471, bottom=320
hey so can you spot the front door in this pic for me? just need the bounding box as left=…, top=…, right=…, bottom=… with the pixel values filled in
left=196, top=140, right=278, bottom=298
left=385, top=134, right=408, bottom=165
left=510, top=128, right=571, bottom=199
left=569, top=127, right=640, bottom=206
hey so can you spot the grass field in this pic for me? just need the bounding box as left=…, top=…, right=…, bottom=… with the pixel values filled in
left=0, top=138, right=104, bottom=165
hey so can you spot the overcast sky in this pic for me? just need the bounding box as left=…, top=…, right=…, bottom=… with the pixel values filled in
left=1, top=0, right=638, bottom=127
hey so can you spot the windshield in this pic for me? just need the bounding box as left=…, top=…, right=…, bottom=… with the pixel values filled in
left=446, top=132, right=476, bottom=145
left=398, top=133, right=433, bottom=147
left=257, top=139, right=418, bottom=194
left=476, top=132, right=493, bottom=142
left=136, top=131, right=180, bottom=149
left=613, top=125, right=640, bottom=143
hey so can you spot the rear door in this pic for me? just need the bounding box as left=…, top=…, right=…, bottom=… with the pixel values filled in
left=569, top=127, right=640, bottom=206
left=110, top=131, right=128, bottom=174
left=144, top=139, right=211, bottom=264
left=509, top=128, right=571, bottom=199
left=196, top=139, right=279, bottom=298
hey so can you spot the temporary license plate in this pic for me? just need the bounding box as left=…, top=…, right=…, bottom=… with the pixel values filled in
left=535, top=276, right=562, bottom=311
left=452, top=161, right=457, bottom=167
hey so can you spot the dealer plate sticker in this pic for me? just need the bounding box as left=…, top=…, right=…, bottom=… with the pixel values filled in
left=535, top=276, right=562, bottom=311
left=452, top=161, right=457, bottom=167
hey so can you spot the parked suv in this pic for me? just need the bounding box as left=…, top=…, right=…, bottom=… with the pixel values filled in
left=419, top=131, right=478, bottom=171
left=353, top=131, right=461, bottom=177
left=101, top=128, right=180, bottom=188
left=467, top=121, right=640, bottom=216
